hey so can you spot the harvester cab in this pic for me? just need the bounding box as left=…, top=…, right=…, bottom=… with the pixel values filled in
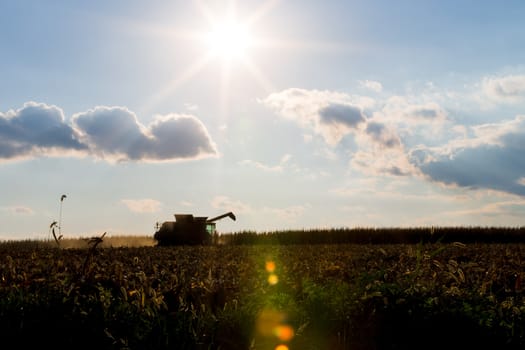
left=206, top=212, right=236, bottom=235
left=154, top=211, right=236, bottom=246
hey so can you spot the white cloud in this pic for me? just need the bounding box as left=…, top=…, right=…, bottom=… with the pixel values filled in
left=261, top=89, right=448, bottom=152
left=179, top=200, right=194, bottom=207
left=210, top=195, right=252, bottom=213
left=184, top=103, right=199, bottom=111
left=439, top=198, right=525, bottom=221
left=260, top=88, right=373, bottom=146
left=263, top=204, right=308, bottom=221
left=380, top=96, right=448, bottom=124
left=482, top=74, right=525, bottom=104
left=261, top=88, right=430, bottom=177
left=313, top=146, right=338, bottom=160
left=239, top=153, right=292, bottom=172
left=262, top=77, right=525, bottom=190
left=210, top=195, right=308, bottom=224
left=121, top=199, right=162, bottom=213
left=359, top=80, right=383, bottom=92
left=1, top=206, right=34, bottom=215
left=239, top=159, right=283, bottom=172
left=350, top=148, right=416, bottom=177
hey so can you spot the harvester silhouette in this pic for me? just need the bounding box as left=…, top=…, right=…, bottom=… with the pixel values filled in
left=154, top=212, right=236, bottom=246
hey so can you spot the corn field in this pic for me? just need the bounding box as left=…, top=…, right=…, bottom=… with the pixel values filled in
left=1, top=233, right=525, bottom=349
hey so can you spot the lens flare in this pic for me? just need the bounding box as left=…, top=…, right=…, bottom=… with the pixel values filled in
left=275, top=345, right=289, bottom=350
left=273, top=325, right=294, bottom=341
left=268, top=273, right=279, bottom=285
left=256, top=309, right=286, bottom=336
left=266, top=260, right=276, bottom=273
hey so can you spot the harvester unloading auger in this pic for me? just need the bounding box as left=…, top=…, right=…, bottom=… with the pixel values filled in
left=154, top=212, right=236, bottom=246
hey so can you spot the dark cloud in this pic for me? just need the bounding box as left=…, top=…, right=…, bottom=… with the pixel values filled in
left=414, top=135, right=525, bottom=196
left=365, top=122, right=401, bottom=149
left=260, top=89, right=375, bottom=146
left=72, top=106, right=146, bottom=159
left=0, top=102, right=86, bottom=158
left=72, top=107, right=218, bottom=162
left=146, top=115, right=217, bottom=159
left=412, top=108, right=438, bottom=119
left=0, top=102, right=217, bottom=162
left=387, top=165, right=408, bottom=176
left=319, top=103, right=365, bottom=128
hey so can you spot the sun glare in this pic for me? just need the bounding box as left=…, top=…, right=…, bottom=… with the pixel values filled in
left=207, top=20, right=252, bottom=60
left=141, top=2, right=277, bottom=114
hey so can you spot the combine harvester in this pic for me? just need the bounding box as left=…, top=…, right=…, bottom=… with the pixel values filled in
left=154, top=212, right=236, bottom=246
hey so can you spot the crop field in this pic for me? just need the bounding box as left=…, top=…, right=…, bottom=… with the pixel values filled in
left=1, top=227, right=525, bottom=350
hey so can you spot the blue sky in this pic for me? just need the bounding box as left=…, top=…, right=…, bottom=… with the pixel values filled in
left=2, top=0, right=525, bottom=240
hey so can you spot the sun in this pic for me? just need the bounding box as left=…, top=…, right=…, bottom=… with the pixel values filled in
left=206, top=20, right=252, bottom=60
left=140, top=1, right=279, bottom=114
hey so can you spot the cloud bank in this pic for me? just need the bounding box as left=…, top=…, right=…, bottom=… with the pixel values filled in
left=261, top=88, right=374, bottom=146
left=0, top=102, right=86, bottom=159
left=262, top=76, right=525, bottom=197
left=411, top=115, right=525, bottom=196
left=0, top=102, right=217, bottom=162
left=261, top=88, right=416, bottom=176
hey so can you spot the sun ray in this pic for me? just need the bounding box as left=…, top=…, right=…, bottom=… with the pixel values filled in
left=240, top=56, right=275, bottom=94
left=140, top=0, right=284, bottom=115
left=130, top=0, right=358, bottom=118
left=244, top=0, right=281, bottom=27
left=218, top=60, right=233, bottom=119
left=138, top=52, right=214, bottom=116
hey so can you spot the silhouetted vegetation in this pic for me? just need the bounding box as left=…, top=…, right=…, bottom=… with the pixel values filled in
left=1, top=234, right=525, bottom=349
left=221, top=226, right=525, bottom=245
